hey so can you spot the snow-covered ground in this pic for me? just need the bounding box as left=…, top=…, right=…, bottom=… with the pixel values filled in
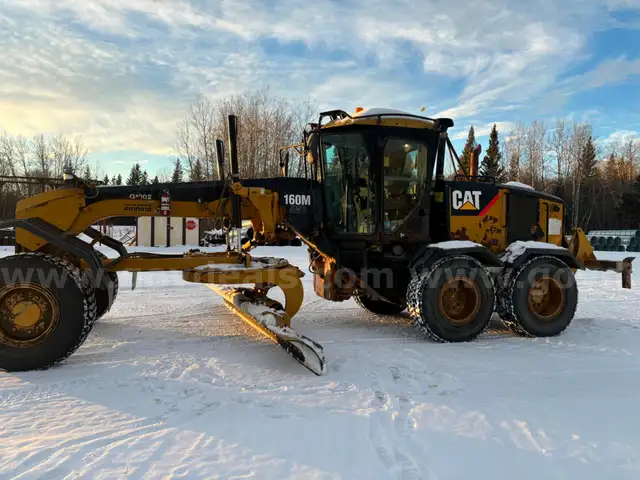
left=2, top=245, right=640, bottom=479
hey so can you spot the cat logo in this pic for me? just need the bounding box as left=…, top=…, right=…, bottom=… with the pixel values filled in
left=452, top=190, right=481, bottom=211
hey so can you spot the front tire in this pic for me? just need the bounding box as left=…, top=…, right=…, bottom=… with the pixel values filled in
left=407, top=255, right=495, bottom=342
left=497, top=256, right=578, bottom=337
left=0, top=253, right=98, bottom=372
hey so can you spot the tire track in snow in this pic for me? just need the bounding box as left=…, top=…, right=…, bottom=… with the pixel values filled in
left=365, top=351, right=462, bottom=480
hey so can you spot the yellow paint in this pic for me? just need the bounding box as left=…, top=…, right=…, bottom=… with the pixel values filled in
left=14, top=182, right=289, bottom=255
left=449, top=190, right=507, bottom=254
left=11, top=302, right=41, bottom=328
left=535, top=198, right=564, bottom=246
left=192, top=262, right=304, bottom=323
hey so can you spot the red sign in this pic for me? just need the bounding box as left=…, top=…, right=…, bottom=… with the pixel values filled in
left=186, top=219, right=197, bottom=230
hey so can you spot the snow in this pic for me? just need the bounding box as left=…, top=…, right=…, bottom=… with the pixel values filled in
left=3, top=245, right=640, bottom=479
left=499, top=240, right=568, bottom=264
left=193, top=257, right=289, bottom=271
left=504, top=181, right=535, bottom=190
left=428, top=240, right=484, bottom=250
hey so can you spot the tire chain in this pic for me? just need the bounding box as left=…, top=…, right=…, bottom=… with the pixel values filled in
left=0, top=252, right=98, bottom=370
left=406, top=254, right=496, bottom=343
left=495, top=255, right=578, bottom=337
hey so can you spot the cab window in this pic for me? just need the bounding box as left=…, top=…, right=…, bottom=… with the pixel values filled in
left=382, top=138, right=428, bottom=233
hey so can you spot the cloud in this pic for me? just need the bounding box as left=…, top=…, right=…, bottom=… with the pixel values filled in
left=451, top=122, right=517, bottom=141
left=597, top=129, right=640, bottom=148
left=570, top=57, right=640, bottom=90
left=1, top=0, right=639, bottom=171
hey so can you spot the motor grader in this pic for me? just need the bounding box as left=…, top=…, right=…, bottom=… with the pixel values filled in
left=0, top=109, right=633, bottom=375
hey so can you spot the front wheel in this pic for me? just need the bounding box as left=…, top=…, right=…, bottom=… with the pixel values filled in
left=497, top=256, right=578, bottom=337
left=407, top=255, right=495, bottom=342
left=0, top=253, right=98, bottom=372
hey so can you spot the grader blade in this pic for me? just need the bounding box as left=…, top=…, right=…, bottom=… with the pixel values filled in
left=210, top=285, right=326, bottom=375
left=183, top=255, right=326, bottom=375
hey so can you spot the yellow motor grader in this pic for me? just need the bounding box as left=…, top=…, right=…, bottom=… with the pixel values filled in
left=0, top=109, right=632, bottom=375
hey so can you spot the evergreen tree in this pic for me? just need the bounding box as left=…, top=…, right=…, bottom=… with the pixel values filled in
left=172, top=158, right=184, bottom=183
left=111, top=175, right=117, bottom=185
left=152, top=175, right=159, bottom=184
left=126, top=163, right=143, bottom=185
left=102, top=175, right=110, bottom=185
left=83, top=165, right=92, bottom=181
left=190, top=158, right=204, bottom=181
left=459, top=126, right=476, bottom=175
left=620, top=173, right=640, bottom=219
left=141, top=170, right=149, bottom=185
left=580, top=135, right=598, bottom=179
left=116, top=174, right=123, bottom=185
left=480, top=124, right=505, bottom=181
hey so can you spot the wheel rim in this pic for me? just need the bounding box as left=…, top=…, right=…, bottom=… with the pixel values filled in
left=527, top=275, right=565, bottom=321
left=437, top=276, right=481, bottom=325
left=0, top=284, right=60, bottom=347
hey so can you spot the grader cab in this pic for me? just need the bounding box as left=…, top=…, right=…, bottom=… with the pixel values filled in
left=0, top=108, right=633, bottom=375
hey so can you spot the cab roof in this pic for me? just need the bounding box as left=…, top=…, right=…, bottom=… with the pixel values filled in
left=317, top=107, right=453, bottom=131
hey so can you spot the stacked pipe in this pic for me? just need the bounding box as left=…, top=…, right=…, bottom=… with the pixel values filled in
left=587, top=229, right=640, bottom=252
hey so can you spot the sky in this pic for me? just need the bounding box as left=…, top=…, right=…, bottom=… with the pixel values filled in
left=1, top=0, right=639, bottom=179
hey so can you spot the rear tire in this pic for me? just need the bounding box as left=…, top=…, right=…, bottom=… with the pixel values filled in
left=407, top=255, right=495, bottom=342
left=354, top=293, right=406, bottom=315
left=497, top=256, right=578, bottom=337
left=93, top=251, right=118, bottom=320
left=0, top=253, right=98, bottom=372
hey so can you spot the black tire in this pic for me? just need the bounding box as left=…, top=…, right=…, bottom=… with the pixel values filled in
left=354, top=293, right=406, bottom=315
left=497, top=255, right=578, bottom=337
left=0, top=253, right=98, bottom=372
left=407, top=255, right=495, bottom=342
left=93, top=251, right=119, bottom=320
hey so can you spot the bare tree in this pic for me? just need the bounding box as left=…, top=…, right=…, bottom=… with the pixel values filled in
left=173, top=87, right=316, bottom=180
left=50, top=133, right=88, bottom=177
left=156, top=167, right=172, bottom=183
left=504, top=122, right=526, bottom=181
left=547, top=118, right=571, bottom=189
left=522, top=120, right=547, bottom=190
left=0, top=130, right=92, bottom=203
left=30, top=134, right=51, bottom=179
left=174, top=119, right=199, bottom=178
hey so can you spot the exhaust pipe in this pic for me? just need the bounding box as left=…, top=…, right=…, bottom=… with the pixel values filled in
left=469, top=144, right=481, bottom=178
left=215, top=139, right=225, bottom=182
left=227, top=115, right=241, bottom=230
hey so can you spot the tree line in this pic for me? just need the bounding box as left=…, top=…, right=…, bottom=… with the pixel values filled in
left=2, top=86, right=639, bottom=232
left=457, top=120, right=640, bottom=231
left=0, top=132, right=93, bottom=217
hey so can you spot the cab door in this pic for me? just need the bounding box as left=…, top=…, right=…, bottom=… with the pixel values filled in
left=380, top=135, right=431, bottom=241
left=320, top=130, right=378, bottom=236
left=319, top=129, right=378, bottom=270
